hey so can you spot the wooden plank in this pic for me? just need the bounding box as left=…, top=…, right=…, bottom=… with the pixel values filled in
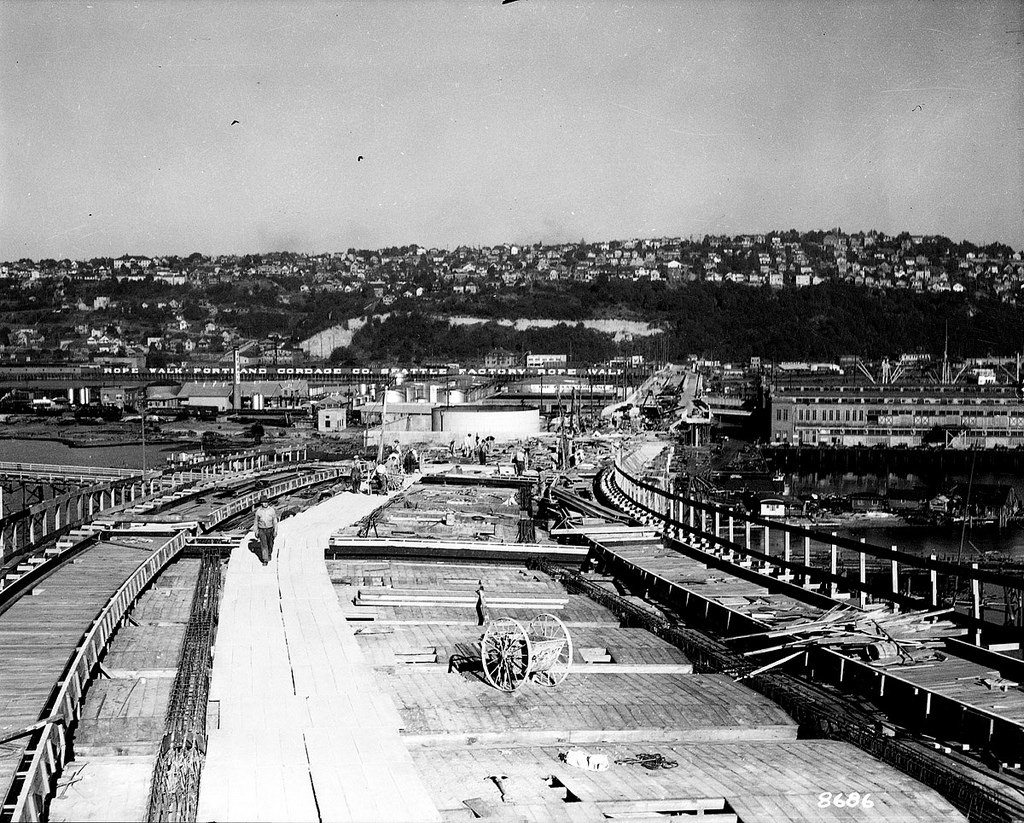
left=597, top=797, right=727, bottom=814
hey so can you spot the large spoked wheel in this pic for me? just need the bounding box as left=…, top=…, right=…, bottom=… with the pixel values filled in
left=481, top=618, right=532, bottom=692
left=528, top=613, right=573, bottom=687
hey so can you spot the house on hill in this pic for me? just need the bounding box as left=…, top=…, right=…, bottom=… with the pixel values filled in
left=484, top=348, right=519, bottom=368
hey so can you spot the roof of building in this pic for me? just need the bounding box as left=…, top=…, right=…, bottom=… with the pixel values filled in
left=177, top=382, right=231, bottom=398
left=145, top=385, right=181, bottom=400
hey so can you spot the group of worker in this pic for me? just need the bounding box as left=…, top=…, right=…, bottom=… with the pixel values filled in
left=446, top=432, right=496, bottom=465
left=347, top=442, right=420, bottom=495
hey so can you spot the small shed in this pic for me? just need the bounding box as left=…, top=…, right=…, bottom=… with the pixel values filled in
left=757, top=496, right=786, bottom=518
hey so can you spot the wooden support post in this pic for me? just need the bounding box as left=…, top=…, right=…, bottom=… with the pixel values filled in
left=714, top=510, right=721, bottom=540
left=728, top=514, right=735, bottom=544
left=890, top=544, right=899, bottom=613
left=744, top=520, right=751, bottom=550
left=929, top=554, right=938, bottom=608
left=859, top=538, right=867, bottom=608
left=972, top=563, right=982, bottom=646
left=784, top=531, right=791, bottom=564
left=763, top=526, right=770, bottom=558
left=829, top=533, right=838, bottom=597
left=803, top=536, right=811, bottom=585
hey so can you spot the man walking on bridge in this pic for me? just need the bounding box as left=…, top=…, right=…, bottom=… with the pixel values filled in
left=254, top=496, right=279, bottom=566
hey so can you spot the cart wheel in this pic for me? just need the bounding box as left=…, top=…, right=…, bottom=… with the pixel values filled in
left=528, top=613, right=573, bottom=687
left=481, top=618, right=532, bottom=692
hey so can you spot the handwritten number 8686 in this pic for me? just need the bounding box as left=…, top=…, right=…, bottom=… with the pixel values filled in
left=818, top=792, right=874, bottom=808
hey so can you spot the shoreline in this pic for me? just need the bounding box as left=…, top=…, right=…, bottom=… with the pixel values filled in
left=785, top=513, right=1017, bottom=533
left=0, top=433, right=191, bottom=450
left=786, top=513, right=909, bottom=530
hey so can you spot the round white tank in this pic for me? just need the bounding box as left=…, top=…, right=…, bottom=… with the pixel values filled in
left=431, top=404, right=540, bottom=437
left=437, top=389, right=465, bottom=405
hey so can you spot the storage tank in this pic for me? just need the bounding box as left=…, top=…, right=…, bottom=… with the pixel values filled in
left=437, top=389, right=465, bottom=406
left=431, top=404, right=540, bottom=437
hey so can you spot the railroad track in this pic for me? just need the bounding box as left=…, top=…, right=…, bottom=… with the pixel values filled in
left=0, top=462, right=342, bottom=822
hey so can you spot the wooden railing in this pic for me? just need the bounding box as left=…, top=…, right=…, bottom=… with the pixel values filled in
left=0, top=462, right=142, bottom=480
left=606, top=453, right=1024, bottom=635
left=0, top=446, right=309, bottom=564
left=0, top=465, right=337, bottom=821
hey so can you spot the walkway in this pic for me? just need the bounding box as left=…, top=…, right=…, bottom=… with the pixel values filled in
left=197, top=491, right=441, bottom=823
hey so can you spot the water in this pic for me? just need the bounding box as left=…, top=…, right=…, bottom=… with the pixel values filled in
left=787, top=470, right=1024, bottom=499
left=787, top=471, right=1024, bottom=560
left=834, top=523, right=1024, bottom=561
left=0, top=437, right=187, bottom=470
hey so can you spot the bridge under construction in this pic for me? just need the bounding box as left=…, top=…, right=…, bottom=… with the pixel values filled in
left=0, top=438, right=1021, bottom=821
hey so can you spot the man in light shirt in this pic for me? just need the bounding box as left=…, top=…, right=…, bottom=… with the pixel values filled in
left=253, top=496, right=279, bottom=566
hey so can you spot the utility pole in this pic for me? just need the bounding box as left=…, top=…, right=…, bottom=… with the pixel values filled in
left=376, top=373, right=404, bottom=464
left=140, top=393, right=147, bottom=475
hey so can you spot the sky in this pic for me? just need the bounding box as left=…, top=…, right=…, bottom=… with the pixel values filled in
left=1, top=0, right=1022, bottom=259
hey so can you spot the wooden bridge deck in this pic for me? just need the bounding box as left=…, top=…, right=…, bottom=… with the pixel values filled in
left=0, top=532, right=179, bottom=803
left=196, top=491, right=441, bottom=822
left=47, top=558, right=202, bottom=822
left=596, top=536, right=1024, bottom=728
left=327, top=534, right=964, bottom=821
left=411, top=740, right=964, bottom=822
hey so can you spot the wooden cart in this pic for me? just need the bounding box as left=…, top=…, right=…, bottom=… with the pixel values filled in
left=481, top=613, right=573, bottom=692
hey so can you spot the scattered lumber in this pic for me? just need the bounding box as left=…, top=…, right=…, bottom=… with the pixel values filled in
left=733, top=606, right=964, bottom=661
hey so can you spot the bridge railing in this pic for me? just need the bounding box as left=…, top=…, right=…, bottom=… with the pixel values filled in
left=0, top=446, right=309, bottom=565
left=0, top=528, right=188, bottom=822
left=0, top=474, right=167, bottom=565
left=0, top=462, right=142, bottom=480
left=607, top=452, right=1024, bottom=637
left=0, top=463, right=335, bottom=822
left=198, top=466, right=340, bottom=531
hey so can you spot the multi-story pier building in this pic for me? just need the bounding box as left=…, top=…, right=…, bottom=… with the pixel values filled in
left=771, top=383, right=1024, bottom=447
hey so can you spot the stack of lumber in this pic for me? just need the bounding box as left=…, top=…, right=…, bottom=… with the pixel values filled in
left=734, top=606, right=965, bottom=663
left=394, top=646, right=439, bottom=664
left=353, top=587, right=568, bottom=611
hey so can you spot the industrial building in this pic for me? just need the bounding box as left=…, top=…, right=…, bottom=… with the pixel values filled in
left=771, top=383, right=1024, bottom=447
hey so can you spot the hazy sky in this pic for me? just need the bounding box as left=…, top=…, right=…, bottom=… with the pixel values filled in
left=1, top=0, right=1021, bottom=259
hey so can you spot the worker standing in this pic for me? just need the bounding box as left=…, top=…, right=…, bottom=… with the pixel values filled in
left=253, top=496, right=279, bottom=566
left=476, top=582, right=487, bottom=626
left=512, top=446, right=526, bottom=476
